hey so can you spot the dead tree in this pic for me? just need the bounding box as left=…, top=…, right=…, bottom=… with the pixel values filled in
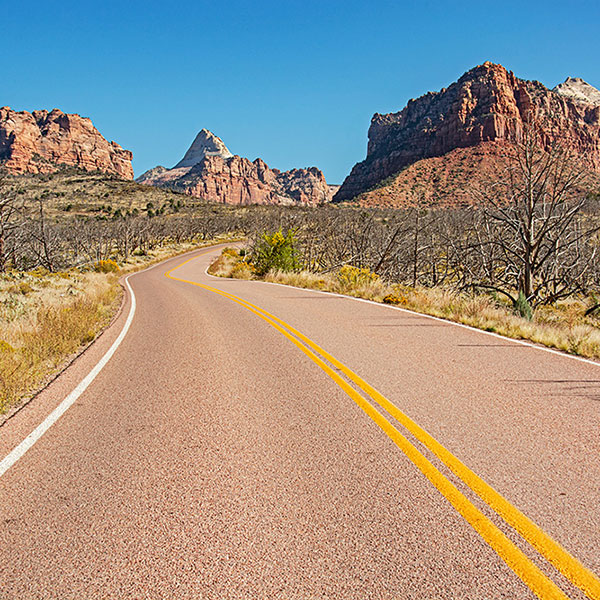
left=0, top=171, right=23, bottom=271
left=472, top=116, right=597, bottom=308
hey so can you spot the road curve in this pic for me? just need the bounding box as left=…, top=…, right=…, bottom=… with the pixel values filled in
left=1, top=245, right=599, bottom=599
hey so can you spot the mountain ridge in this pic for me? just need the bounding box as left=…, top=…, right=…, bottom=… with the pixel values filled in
left=0, top=107, right=134, bottom=179
left=334, top=62, right=600, bottom=205
left=138, top=130, right=333, bottom=205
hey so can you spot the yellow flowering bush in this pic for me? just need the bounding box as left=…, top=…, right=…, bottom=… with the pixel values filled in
left=93, top=259, right=120, bottom=273
left=337, top=265, right=379, bottom=291
left=251, top=229, right=299, bottom=276
left=231, top=261, right=254, bottom=280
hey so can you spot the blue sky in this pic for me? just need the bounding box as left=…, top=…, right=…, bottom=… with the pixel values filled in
left=4, top=0, right=599, bottom=183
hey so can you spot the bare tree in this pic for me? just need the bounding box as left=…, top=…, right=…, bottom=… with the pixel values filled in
left=472, top=116, right=597, bottom=308
left=0, top=171, right=23, bottom=271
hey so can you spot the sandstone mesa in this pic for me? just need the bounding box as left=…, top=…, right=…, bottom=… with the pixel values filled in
left=334, top=62, right=600, bottom=206
left=0, top=107, right=133, bottom=179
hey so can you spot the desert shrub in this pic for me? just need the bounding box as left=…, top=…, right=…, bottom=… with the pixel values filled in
left=515, top=291, right=533, bottom=321
left=252, top=229, right=299, bottom=276
left=0, top=340, right=14, bottom=353
left=230, top=261, right=254, bottom=280
left=383, top=293, right=407, bottom=306
left=30, top=267, right=49, bottom=277
left=222, top=247, right=240, bottom=258
left=337, top=265, right=379, bottom=292
left=94, top=259, right=120, bottom=273
left=7, top=281, right=34, bottom=295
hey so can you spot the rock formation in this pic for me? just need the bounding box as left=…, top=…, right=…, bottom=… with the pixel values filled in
left=0, top=107, right=134, bottom=179
left=334, top=63, right=600, bottom=205
left=138, top=130, right=332, bottom=205
left=554, top=77, right=600, bottom=106
left=174, top=129, right=233, bottom=168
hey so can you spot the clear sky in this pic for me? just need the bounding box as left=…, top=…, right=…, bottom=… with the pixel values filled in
left=4, top=0, right=599, bottom=183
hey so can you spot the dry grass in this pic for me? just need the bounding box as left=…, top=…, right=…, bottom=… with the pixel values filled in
left=0, top=236, right=240, bottom=414
left=0, top=269, right=119, bottom=412
left=209, top=247, right=600, bottom=360
left=243, top=259, right=600, bottom=361
left=265, top=268, right=390, bottom=302
left=207, top=247, right=254, bottom=279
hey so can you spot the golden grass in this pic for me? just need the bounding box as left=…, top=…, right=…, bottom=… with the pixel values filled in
left=207, top=246, right=254, bottom=279
left=0, top=235, right=241, bottom=414
left=0, top=270, right=119, bottom=412
left=265, top=269, right=390, bottom=301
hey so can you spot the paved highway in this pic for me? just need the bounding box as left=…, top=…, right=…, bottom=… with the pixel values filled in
left=1, top=245, right=599, bottom=599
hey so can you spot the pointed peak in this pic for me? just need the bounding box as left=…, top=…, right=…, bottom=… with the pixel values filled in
left=174, top=129, right=233, bottom=168
left=553, top=77, right=600, bottom=106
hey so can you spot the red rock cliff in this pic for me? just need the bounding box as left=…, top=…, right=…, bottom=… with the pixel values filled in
left=137, top=130, right=332, bottom=205
left=334, top=62, right=600, bottom=202
left=0, top=107, right=134, bottom=179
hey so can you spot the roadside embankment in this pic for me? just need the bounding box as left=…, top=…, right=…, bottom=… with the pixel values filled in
left=210, top=246, right=600, bottom=362
left=0, top=237, right=238, bottom=415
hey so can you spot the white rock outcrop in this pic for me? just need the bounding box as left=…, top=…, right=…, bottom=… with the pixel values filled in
left=174, top=129, right=233, bottom=168
left=553, top=77, right=600, bottom=106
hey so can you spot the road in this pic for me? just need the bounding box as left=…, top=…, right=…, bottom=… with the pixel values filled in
left=1, top=245, right=599, bottom=599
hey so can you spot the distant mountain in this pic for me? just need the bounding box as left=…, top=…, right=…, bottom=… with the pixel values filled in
left=0, top=107, right=133, bottom=179
left=138, top=130, right=333, bottom=205
left=334, top=62, right=600, bottom=206
left=173, top=129, right=233, bottom=168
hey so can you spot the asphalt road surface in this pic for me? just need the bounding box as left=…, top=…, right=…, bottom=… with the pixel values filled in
left=1, top=245, right=599, bottom=599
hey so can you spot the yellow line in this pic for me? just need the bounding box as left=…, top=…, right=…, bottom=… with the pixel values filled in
left=171, top=251, right=600, bottom=600
left=162, top=253, right=578, bottom=599
left=225, top=291, right=600, bottom=600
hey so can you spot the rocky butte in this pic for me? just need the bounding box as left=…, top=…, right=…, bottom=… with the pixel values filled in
left=0, top=107, right=133, bottom=179
left=334, top=62, right=600, bottom=207
left=137, top=130, right=332, bottom=205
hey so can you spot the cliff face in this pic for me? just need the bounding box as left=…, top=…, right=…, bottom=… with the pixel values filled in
left=272, top=166, right=331, bottom=204
left=137, top=130, right=332, bottom=205
left=174, top=155, right=283, bottom=204
left=0, top=107, right=134, bottom=179
left=554, top=77, right=600, bottom=106
left=334, top=62, right=600, bottom=202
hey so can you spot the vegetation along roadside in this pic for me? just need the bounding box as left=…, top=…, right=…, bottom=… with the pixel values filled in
left=0, top=236, right=239, bottom=417
left=210, top=233, right=600, bottom=363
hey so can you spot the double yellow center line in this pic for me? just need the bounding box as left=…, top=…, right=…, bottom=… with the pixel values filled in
left=166, top=251, right=600, bottom=600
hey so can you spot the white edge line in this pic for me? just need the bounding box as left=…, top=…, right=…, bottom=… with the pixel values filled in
left=0, top=273, right=142, bottom=477
left=0, top=243, right=231, bottom=478
left=201, top=251, right=600, bottom=369
left=0, top=277, right=138, bottom=478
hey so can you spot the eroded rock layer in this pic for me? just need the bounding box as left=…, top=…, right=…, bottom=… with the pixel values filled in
left=334, top=63, right=600, bottom=203
left=0, top=107, right=133, bottom=179
left=137, top=131, right=332, bottom=205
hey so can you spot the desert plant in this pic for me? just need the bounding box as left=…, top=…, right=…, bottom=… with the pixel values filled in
left=515, top=291, right=533, bottom=321
left=337, top=265, right=379, bottom=291
left=230, top=261, right=254, bottom=280
left=94, top=259, right=120, bottom=273
left=251, top=229, right=299, bottom=276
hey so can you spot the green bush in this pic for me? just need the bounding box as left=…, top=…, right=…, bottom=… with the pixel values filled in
left=251, top=229, right=299, bottom=276
left=515, top=291, right=533, bottom=321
